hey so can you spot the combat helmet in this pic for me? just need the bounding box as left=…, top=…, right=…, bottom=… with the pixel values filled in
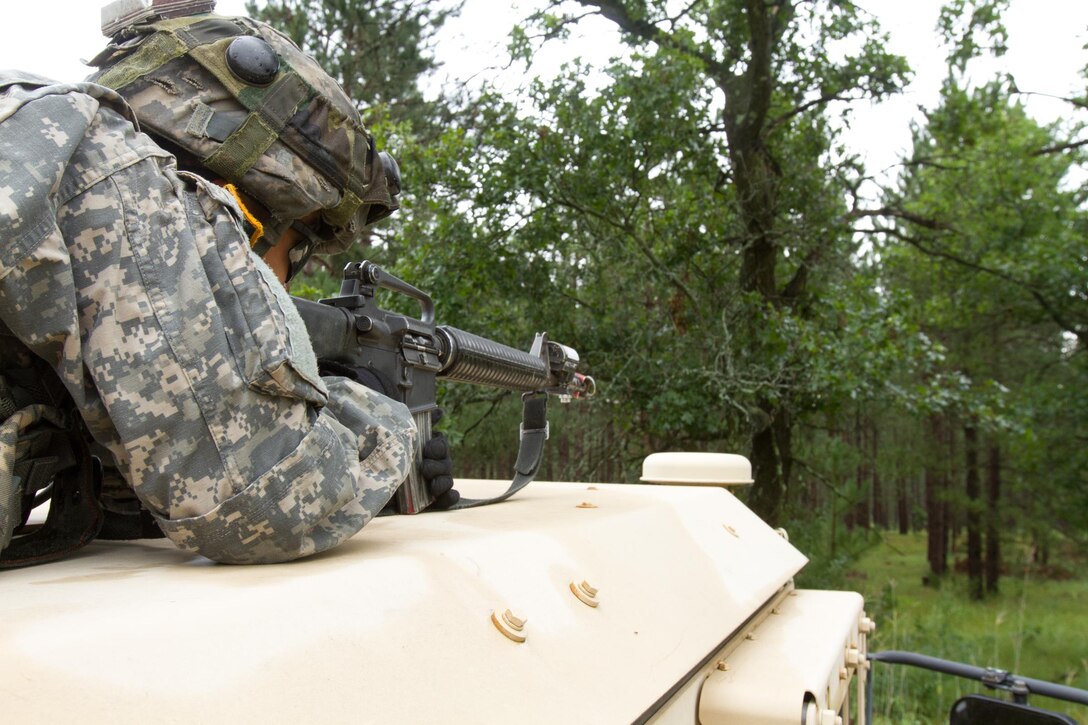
left=88, top=0, right=401, bottom=280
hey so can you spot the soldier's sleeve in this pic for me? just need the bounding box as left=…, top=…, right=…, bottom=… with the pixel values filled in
left=0, top=76, right=414, bottom=564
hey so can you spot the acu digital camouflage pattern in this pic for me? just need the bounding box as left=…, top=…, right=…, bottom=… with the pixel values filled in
left=0, top=71, right=414, bottom=564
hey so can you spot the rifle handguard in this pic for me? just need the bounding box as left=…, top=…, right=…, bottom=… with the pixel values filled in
left=437, top=327, right=594, bottom=398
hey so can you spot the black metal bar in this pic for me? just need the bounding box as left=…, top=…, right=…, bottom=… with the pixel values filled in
left=867, top=650, right=1088, bottom=713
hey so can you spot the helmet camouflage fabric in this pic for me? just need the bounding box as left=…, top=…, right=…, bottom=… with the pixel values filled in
left=87, top=13, right=400, bottom=275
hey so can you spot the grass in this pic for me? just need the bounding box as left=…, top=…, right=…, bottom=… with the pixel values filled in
left=839, top=532, right=1088, bottom=723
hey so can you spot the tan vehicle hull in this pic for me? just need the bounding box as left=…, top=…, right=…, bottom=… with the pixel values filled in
left=2, top=478, right=871, bottom=724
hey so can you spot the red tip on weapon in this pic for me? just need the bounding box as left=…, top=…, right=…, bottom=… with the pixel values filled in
left=572, top=373, right=596, bottom=399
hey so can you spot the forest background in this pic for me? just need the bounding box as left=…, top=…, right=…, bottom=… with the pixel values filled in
left=2, top=0, right=1085, bottom=719
left=244, top=1, right=1087, bottom=717
left=247, top=1, right=1088, bottom=718
left=238, top=0, right=1086, bottom=584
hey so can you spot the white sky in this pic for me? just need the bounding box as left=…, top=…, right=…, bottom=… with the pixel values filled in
left=1, top=0, right=1085, bottom=181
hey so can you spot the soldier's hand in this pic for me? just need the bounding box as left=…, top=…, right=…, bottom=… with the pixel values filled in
left=422, top=409, right=458, bottom=511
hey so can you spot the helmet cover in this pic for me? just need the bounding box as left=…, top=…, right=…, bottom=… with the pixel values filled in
left=88, top=13, right=400, bottom=269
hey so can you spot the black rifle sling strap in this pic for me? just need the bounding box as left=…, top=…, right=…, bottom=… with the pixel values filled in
left=450, top=393, right=548, bottom=510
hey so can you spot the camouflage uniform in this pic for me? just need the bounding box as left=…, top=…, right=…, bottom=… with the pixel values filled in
left=0, top=71, right=414, bottom=564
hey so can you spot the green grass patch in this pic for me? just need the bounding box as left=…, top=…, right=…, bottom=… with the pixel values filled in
left=843, top=532, right=1088, bottom=723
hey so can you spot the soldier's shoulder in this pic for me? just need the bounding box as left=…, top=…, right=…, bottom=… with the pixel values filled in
left=1, top=70, right=170, bottom=197
left=0, top=70, right=135, bottom=127
left=0, top=69, right=62, bottom=91
left=0, top=71, right=158, bottom=252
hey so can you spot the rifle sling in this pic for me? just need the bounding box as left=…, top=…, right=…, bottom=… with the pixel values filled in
left=450, top=394, right=548, bottom=510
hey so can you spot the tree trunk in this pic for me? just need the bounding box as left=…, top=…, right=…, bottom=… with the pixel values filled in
left=748, top=401, right=785, bottom=525
left=964, top=423, right=983, bottom=600
left=841, top=423, right=855, bottom=531
left=925, top=413, right=947, bottom=578
left=724, top=3, right=793, bottom=528
left=773, top=409, right=793, bottom=500
left=559, top=429, right=571, bottom=480
left=852, top=410, right=870, bottom=529
left=897, top=476, right=910, bottom=534
left=829, top=495, right=838, bottom=559
left=947, top=423, right=958, bottom=555
left=871, top=421, right=887, bottom=528
left=985, top=441, right=1001, bottom=594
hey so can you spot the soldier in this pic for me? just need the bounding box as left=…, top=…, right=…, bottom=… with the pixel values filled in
left=0, top=9, right=452, bottom=567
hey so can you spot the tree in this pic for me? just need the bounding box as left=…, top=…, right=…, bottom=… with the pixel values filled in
left=880, top=13, right=1088, bottom=586
left=479, top=0, right=913, bottom=523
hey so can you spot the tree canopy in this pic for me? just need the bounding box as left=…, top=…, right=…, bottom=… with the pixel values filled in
left=257, top=0, right=1087, bottom=585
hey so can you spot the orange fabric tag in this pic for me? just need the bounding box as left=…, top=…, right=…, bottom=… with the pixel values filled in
left=223, top=183, right=265, bottom=248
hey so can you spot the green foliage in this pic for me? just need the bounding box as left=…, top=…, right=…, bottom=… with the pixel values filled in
left=937, top=0, right=1009, bottom=74
left=883, top=70, right=1088, bottom=544
left=394, top=1, right=922, bottom=504
left=791, top=514, right=877, bottom=591
left=254, top=0, right=1087, bottom=571
left=852, top=533, right=1088, bottom=722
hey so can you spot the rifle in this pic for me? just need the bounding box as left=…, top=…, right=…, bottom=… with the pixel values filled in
left=292, top=261, right=595, bottom=514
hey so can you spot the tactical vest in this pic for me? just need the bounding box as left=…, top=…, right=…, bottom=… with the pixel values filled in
left=0, top=325, right=102, bottom=569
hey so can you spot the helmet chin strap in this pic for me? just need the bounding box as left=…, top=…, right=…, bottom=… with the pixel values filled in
left=285, top=219, right=326, bottom=282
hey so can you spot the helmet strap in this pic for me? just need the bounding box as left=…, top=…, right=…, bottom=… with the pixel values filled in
left=285, top=219, right=326, bottom=281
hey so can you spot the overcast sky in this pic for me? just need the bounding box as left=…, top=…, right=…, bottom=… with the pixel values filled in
left=1, top=0, right=1085, bottom=179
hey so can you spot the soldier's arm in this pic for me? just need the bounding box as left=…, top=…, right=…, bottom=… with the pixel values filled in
left=0, top=81, right=414, bottom=564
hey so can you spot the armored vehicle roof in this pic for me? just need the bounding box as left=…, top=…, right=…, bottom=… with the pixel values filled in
left=2, top=479, right=806, bottom=722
